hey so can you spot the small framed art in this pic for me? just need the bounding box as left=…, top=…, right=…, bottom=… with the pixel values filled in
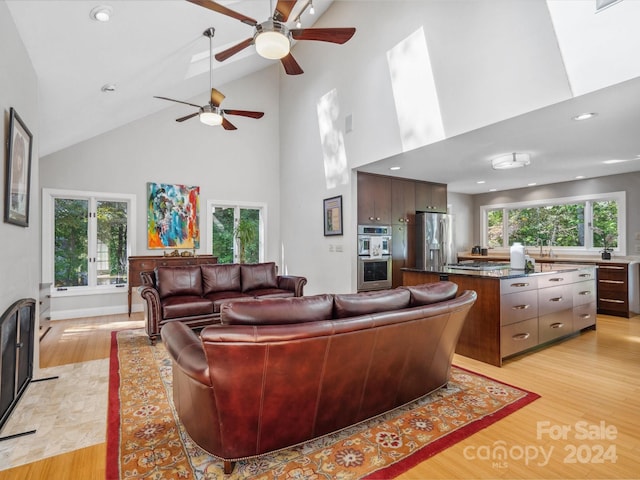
left=4, top=108, right=33, bottom=227
left=323, top=195, right=343, bottom=236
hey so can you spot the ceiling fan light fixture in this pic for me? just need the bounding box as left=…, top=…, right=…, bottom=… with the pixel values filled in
left=491, top=153, right=531, bottom=170
left=255, top=31, right=290, bottom=59
left=90, top=5, right=112, bottom=22
left=199, top=105, right=223, bottom=126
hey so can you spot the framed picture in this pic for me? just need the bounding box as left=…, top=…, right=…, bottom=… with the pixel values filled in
left=147, top=182, right=200, bottom=249
left=323, top=195, right=343, bottom=236
left=4, top=108, right=33, bottom=227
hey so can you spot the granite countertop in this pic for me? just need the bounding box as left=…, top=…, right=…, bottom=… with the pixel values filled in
left=456, top=252, right=640, bottom=265
left=402, top=263, right=596, bottom=280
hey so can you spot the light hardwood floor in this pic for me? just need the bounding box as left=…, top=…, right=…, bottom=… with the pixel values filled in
left=1, top=312, right=638, bottom=479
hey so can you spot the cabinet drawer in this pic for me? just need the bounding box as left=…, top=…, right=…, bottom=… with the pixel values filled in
left=502, top=318, right=538, bottom=358
left=539, top=310, right=573, bottom=344
left=572, top=268, right=596, bottom=282
left=573, top=280, right=597, bottom=306
left=573, top=302, right=596, bottom=330
left=538, top=285, right=573, bottom=316
left=500, top=290, right=538, bottom=326
left=537, top=272, right=572, bottom=288
left=500, top=277, right=538, bottom=295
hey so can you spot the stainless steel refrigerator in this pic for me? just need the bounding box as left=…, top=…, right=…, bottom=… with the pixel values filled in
left=415, top=212, right=456, bottom=270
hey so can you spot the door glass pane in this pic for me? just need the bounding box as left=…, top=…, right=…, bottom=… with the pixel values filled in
left=212, top=207, right=234, bottom=264
left=96, top=200, right=128, bottom=285
left=54, top=198, right=88, bottom=287
left=239, top=208, right=260, bottom=264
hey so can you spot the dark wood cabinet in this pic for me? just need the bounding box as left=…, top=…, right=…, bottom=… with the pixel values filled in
left=357, top=173, right=391, bottom=225
left=415, top=181, right=447, bottom=213
left=391, top=178, right=415, bottom=224
left=597, top=262, right=629, bottom=316
left=127, top=255, right=217, bottom=315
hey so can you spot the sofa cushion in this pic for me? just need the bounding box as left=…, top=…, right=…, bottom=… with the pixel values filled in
left=240, top=262, right=278, bottom=292
left=333, top=289, right=411, bottom=319
left=156, top=266, right=203, bottom=299
left=246, top=288, right=295, bottom=299
left=201, top=264, right=241, bottom=295
left=204, top=291, right=255, bottom=313
left=162, top=296, right=213, bottom=319
left=399, top=281, right=458, bottom=306
left=221, top=294, right=335, bottom=325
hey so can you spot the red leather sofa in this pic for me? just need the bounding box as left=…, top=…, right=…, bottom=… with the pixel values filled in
left=138, top=262, right=306, bottom=344
left=161, top=281, right=476, bottom=474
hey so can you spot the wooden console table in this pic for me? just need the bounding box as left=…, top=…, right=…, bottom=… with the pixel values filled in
left=127, top=255, right=217, bottom=316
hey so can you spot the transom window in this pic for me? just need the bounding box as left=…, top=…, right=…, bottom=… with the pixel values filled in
left=481, top=192, right=625, bottom=254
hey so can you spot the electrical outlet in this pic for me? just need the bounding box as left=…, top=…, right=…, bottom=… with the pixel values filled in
left=335, top=245, right=343, bottom=252
left=635, top=232, right=640, bottom=241
left=329, top=245, right=335, bottom=252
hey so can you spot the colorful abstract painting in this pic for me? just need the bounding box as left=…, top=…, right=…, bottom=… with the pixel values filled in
left=147, top=182, right=200, bottom=249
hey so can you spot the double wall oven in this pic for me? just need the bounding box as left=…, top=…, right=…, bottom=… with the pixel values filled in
left=357, top=225, right=392, bottom=291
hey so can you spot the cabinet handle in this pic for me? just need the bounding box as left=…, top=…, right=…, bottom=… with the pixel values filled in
left=399, top=218, right=404, bottom=222
left=376, top=217, right=381, bottom=221
left=512, top=333, right=530, bottom=341
left=548, top=277, right=564, bottom=282
left=405, top=218, right=409, bottom=223
left=549, top=297, right=563, bottom=302
left=578, top=273, right=592, bottom=278
left=550, top=322, right=564, bottom=329
left=600, top=298, right=624, bottom=304
left=579, top=314, right=591, bottom=319
left=578, top=291, right=591, bottom=296
left=369, top=216, right=374, bottom=221
left=599, top=280, right=624, bottom=284
left=599, top=265, right=624, bottom=270
left=512, top=304, right=530, bottom=310
left=510, top=282, right=529, bottom=288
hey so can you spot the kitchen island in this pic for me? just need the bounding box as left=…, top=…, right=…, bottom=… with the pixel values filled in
left=403, top=263, right=597, bottom=366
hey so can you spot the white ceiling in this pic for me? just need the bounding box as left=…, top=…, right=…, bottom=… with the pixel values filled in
left=6, top=0, right=640, bottom=194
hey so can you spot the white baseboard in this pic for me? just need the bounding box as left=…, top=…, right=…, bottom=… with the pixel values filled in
left=51, top=303, right=144, bottom=321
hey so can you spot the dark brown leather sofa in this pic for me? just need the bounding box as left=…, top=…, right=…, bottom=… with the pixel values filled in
left=161, top=281, right=476, bottom=474
left=138, top=262, right=307, bottom=344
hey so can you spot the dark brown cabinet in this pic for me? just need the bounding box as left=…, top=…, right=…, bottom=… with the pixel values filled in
left=415, top=181, right=447, bottom=213
left=357, top=173, right=391, bottom=225
left=391, top=179, right=416, bottom=287
left=597, top=262, right=630, bottom=316
left=391, top=178, right=415, bottom=224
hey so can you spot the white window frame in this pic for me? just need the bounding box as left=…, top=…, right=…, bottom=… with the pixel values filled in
left=480, top=191, right=626, bottom=255
left=42, top=188, right=136, bottom=296
left=206, top=199, right=266, bottom=263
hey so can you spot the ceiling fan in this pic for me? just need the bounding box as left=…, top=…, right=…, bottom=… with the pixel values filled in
left=186, top=0, right=356, bottom=75
left=154, top=27, right=264, bottom=130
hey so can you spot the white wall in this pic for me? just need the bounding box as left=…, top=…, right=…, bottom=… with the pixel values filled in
left=278, top=0, right=573, bottom=294
left=40, top=66, right=282, bottom=316
left=0, top=0, right=40, bottom=368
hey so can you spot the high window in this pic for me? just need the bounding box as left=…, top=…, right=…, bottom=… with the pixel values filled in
left=42, top=189, right=136, bottom=292
left=481, top=192, right=625, bottom=254
left=207, top=201, right=265, bottom=264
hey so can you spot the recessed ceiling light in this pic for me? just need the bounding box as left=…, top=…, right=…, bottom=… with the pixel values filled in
left=576, top=175, right=585, bottom=179
left=101, top=83, right=116, bottom=92
left=389, top=166, right=401, bottom=171
left=90, top=5, right=112, bottom=22
left=603, top=159, right=627, bottom=164
left=528, top=182, right=537, bottom=186
left=476, top=180, right=486, bottom=184
left=489, top=188, right=497, bottom=192
left=573, top=112, right=597, bottom=121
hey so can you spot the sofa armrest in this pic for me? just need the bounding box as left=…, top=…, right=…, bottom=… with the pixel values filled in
left=161, top=322, right=211, bottom=387
left=138, top=285, right=162, bottom=344
left=140, top=270, right=155, bottom=287
left=277, top=275, right=307, bottom=297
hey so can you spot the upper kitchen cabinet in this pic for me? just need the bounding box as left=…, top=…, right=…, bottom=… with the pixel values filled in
left=357, top=173, right=392, bottom=225
left=415, top=181, right=447, bottom=213
left=391, top=178, right=416, bottom=225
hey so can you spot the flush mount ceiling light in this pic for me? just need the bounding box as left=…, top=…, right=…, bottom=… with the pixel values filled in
left=491, top=153, right=531, bottom=170
left=573, top=112, right=597, bottom=121
left=90, top=5, right=112, bottom=22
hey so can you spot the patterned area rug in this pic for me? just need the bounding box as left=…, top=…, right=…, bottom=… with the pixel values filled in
left=107, top=329, right=539, bottom=480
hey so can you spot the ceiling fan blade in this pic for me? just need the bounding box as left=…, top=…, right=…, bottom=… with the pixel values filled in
left=154, top=96, right=202, bottom=109
left=185, top=0, right=257, bottom=26
left=273, top=0, right=297, bottom=22
left=215, top=38, right=254, bottom=62
left=222, top=109, right=265, bottom=119
left=222, top=118, right=238, bottom=130
left=210, top=88, right=225, bottom=108
left=291, top=27, right=356, bottom=44
left=176, top=112, right=200, bottom=122
left=281, top=53, right=304, bottom=75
